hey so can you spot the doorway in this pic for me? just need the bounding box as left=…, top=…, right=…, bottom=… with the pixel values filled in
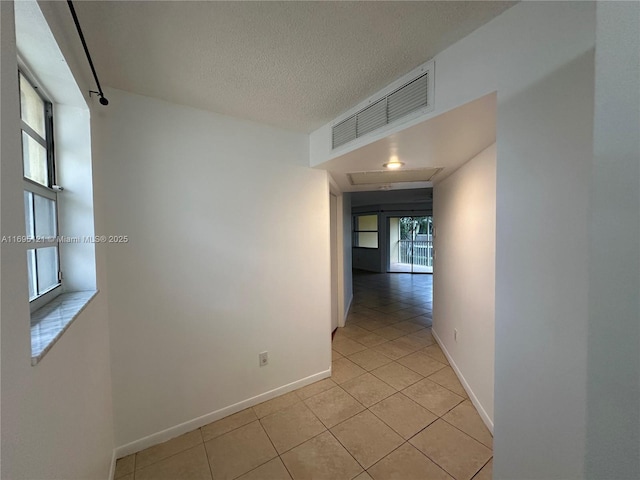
left=330, top=193, right=339, bottom=332
left=388, top=216, right=433, bottom=273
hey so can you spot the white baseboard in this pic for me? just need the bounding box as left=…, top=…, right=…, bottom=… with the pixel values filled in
left=431, top=328, right=494, bottom=434
left=107, top=449, right=116, bottom=480
left=340, top=294, right=353, bottom=327
left=112, top=368, right=332, bottom=460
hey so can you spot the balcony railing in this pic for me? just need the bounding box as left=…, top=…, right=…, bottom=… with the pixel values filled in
left=398, top=239, right=433, bottom=267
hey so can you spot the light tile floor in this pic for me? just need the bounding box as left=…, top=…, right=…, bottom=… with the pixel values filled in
left=115, top=271, right=492, bottom=480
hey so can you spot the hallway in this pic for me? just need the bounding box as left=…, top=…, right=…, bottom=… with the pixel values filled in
left=114, top=272, right=492, bottom=480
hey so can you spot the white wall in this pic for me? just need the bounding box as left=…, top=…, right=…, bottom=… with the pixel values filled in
left=96, top=88, right=331, bottom=449
left=312, top=2, right=597, bottom=478
left=433, top=144, right=495, bottom=427
left=1, top=2, right=115, bottom=478
left=56, top=104, right=97, bottom=291
left=494, top=39, right=594, bottom=480
left=586, top=2, right=640, bottom=478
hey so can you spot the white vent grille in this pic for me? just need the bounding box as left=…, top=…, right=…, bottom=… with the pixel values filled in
left=332, top=116, right=356, bottom=148
left=331, top=61, right=434, bottom=150
left=356, top=98, right=387, bottom=137
left=388, top=75, right=428, bottom=123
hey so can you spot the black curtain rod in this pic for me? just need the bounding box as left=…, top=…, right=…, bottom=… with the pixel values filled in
left=67, top=0, right=109, bottom=106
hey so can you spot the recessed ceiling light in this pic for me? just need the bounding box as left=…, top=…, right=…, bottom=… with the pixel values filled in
left=383, top=156, right=404, bottom=169
left=383, top=161, right=404, bottom=169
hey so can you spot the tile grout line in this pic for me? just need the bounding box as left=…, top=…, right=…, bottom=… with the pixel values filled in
left=240, top=418, right=287, bottom=480
left=438, top=415, right=494, bottom=450
left=132, top=434, right=203, bottom=474
left=470, top=456, right=493, bottom=480
left=325, top=428, right=368, bottom=474
left=346, top=274, right=486, bottom=479
left=198, top=427, right=215, bottom=480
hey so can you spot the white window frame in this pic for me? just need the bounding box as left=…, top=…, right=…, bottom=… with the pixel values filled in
left=353, top=213, right=379, bottom=249
left=19, top=68, right=63, bottom=312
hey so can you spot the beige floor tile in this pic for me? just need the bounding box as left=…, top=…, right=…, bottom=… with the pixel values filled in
left=410, top=420, right=492, bottom=480
left=205, top=420, right=277, bottom=480
left=374, top=326, right=406, bottom=341
left=442, top=400, right=493, bottom=448
left=236, top=457, right=292, bottom=480
left=374, top=302, right=409, bottom=313
left=348, top=349, right=393, bottom=371
left=391, top=321, right=425, bottom=334
left=428, top=366, right=467, bottom=397
left=348, top=308, right=363, bottom=315
left=369, top=392, right=438, bottom=440
left=375, top=317, right=401, bottom=327
left=402, top=307, right=429, bottom=316
left=409, top=328, right=435, bottom=340
left=331, top=358, right=366, bottom=384
left=358, top=319, right=389, bottom=331
left=135, top=429, right=202, bottom=469
left=332, top=337, right=368, bottom=356
left=201, top=408, right=257, bottom=441
left=402, top=378, right=464, bottom=416
left=388, top=310, right=421, bottom=322
left=253, top=391, right=301, bottom=418
left=421, top=344, right=449, bottom=364
left=370, top=362, right=424, bottom=391
left=281, top=431, right=363, bottom=480
left=373, top=340, right=418, bottom=360
left=341, top=373, right=396, bottom=407
left=261, top=402, right=326, bottom=454
left=332, top=350, right=344, bottom=361
left=296, top=378, right=337, bottom=400
left=473, top=458, right=493, bottom=480
left=339, top=325, right=371, bottom=340
left=412, top=315, right=433, bottom=327
left=304, top=386, right=365, bottom=428
left=114, top=454, right=135, bottom=478
left=367, top=443, right=453, bottom=480
left=135, top=444, right=212, bottom=480
left=355, top=332, right=389, bottom=348
left=396, top=333, right=435, bottom=350
left=330, top=411, right=403, bottom=469
left=398, top=351, right=447, bottom=377
left=354, top=472, right=374, bottom=480
left=334, top=330, right=351, bottom=341
left=116, top=475, right=133, bottom=480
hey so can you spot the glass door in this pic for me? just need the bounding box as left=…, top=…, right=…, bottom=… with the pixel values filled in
left=388, top=216, right=433, bottom=273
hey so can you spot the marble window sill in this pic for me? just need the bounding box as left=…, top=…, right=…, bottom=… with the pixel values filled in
left=30, top=290, right=98, bottom=365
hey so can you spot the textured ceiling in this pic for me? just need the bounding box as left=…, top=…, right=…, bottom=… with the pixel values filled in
left=66, top=1, right=514, bottom=132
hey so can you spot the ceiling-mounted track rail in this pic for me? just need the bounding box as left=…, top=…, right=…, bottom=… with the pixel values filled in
left=67, top=0, right=109, bottom=106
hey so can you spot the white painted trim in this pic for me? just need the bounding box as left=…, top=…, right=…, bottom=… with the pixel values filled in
left=107, top=450, right=116, bottom=480
left=431, top=328, right=494, bottom=433
left=328, top=178, right=348, bottom=329
left=112, top=369, right=331, bottom=459
left=342, top=293, right=353, bottom=327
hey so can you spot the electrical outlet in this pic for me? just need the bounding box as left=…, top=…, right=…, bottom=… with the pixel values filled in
left=259, top=351, right=268, bottom=367
left=454, top=329, right=458, bottom=341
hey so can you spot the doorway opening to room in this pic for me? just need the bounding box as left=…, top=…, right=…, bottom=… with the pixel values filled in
left=388, top=216, right=433, bottom=273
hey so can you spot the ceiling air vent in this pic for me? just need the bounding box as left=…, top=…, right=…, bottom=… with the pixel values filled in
left=331, top=60, right=434, bottom=150
left=348, top=168, right=442, bottom=186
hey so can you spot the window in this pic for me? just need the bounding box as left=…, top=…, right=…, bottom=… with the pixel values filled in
left=353, top=214, right=379, bottom=248
left=14, top=1, right=99, bottom=365
left=20, top=71, right=62, bottom=309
